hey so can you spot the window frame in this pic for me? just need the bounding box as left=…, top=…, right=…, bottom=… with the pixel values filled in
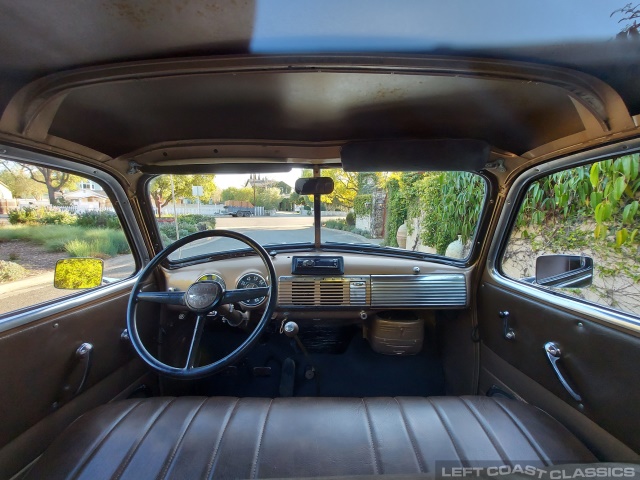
left=141, top=170, right=495, bottom=268
left=0, top=144, right=147, bottom=333
left=488, top=138, right=640, bottom=334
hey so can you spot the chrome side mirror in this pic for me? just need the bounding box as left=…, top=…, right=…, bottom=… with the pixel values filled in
left=535, top=255, right=593, bottom=288
left=54, top=258, right=104, bottom=289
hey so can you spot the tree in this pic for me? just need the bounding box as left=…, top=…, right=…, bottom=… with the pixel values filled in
left=221, top=187, right=254, bottom=204
left=275, top=181, right=292, bottom=195
left=0, top=164, right=47, bottom=199
left=256, top=187, right=283, bottom=210
left=612, top=3, right=640, bottom=39
left=149, top=174, right=217, bottom=215
left=0, top=160, right=75, bottom=202
left=320, top=169, right=360, bottom=209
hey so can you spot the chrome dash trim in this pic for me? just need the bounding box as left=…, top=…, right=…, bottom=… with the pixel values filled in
left=487, top=138, right=640, bottom=335
left=370, top=274, right=467, bottom=307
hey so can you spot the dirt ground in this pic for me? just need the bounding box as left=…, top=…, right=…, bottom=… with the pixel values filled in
left=0, top=240, right=67, bottom=277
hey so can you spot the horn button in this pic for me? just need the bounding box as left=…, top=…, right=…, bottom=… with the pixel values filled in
left=185, top=281, right=223, bottom=312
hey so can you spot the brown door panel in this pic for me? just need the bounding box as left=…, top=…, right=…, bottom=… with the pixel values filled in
left=0, top=286, right=141, bottom=451
left=478, top=281, right=640, bottom=453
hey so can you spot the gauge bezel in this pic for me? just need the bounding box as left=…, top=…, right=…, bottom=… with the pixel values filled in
left=197, top=273, right=226, bottom=291
left=236, top=272, right=268, bottom=307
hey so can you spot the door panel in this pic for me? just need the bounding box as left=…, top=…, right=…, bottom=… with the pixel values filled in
left=477, top=280, right=640, bottom=455
left=0, top=284, right=155, bottom=479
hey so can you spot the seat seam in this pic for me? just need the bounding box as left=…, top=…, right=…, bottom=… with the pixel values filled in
left=205, top=398, right=240, bottom=480
left=251, top=399, right=273, bottom=479
left=427, top=397, right=468, bottom=468
left=361, top=398, right=380, bottom=475
left=157, top=397, right=209, bottom=480
left=393, top=398, right=426, bottom=473
left=69, top=400, right=145, bottom=480
left=493, top=400, right=552, bottom=466
left=112, top=397, right=178, bottom=480
left=459, top=397, right=511, bottom=466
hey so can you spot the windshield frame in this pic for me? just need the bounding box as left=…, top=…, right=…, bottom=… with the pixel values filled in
left=141, top=170, right=493, bottom=267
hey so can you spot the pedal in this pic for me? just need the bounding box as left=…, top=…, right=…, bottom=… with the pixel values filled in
left=253, top=366, right=272, bottom=377
left=279, top=357, right=296, bottom=397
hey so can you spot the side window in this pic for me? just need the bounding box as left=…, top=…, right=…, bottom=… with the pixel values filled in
left=0, top=161, right=135, bottom=316
left=501, top=155, right=640, bottom=318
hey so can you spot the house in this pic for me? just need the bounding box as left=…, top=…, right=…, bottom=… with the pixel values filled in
left=0, top=180, right=12, bottom=199
left=63, top=188, right=111, bottom=210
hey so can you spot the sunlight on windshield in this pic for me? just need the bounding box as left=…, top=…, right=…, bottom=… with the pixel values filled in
left=149, top=170, right=486, bottom=260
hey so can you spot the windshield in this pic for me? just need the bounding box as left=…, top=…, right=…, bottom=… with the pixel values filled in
left=149, top=169, right=486, bottom=261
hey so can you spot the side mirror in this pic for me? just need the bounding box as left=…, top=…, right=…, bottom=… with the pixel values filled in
left=295, top=177, right=334, bottom=195
left=535, top=255, right=593, bottom=288
left=54, top=258, right=104, bottom=289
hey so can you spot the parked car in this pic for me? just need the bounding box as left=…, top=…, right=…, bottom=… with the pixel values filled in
left=0, top=2, right=639, bottom=479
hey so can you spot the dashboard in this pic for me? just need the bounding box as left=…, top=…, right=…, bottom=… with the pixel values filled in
left=161, top=252, right=471, bottom=316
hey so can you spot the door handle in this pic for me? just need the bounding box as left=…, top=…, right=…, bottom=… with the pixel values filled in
left=544, top=342, right=582, bottom=402
left=73, top=342, right=93, bottom=396
left=56, top=342, right=94, bottom=408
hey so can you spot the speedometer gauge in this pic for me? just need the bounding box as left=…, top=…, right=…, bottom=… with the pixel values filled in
left=197, top=273, right=226, bottom=291
left=236, top=273, right=267, bottom=307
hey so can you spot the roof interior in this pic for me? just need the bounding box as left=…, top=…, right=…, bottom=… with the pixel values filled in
left=48, top=72, right=584, bottom=159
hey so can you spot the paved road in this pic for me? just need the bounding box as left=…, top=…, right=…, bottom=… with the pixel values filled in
left=1, top=215, right=378, bottom=314
left=173, top=214, right=375, bottom=259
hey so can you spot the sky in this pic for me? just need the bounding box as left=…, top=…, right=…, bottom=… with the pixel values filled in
left=251, top=0, right=624, bottom=53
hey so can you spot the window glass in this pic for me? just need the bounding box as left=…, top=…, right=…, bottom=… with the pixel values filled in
left=501, top=155, right=640, bottom=317
left=0, top=161, right=135, bottom=316
left=148, top=170, right=486, bottom=261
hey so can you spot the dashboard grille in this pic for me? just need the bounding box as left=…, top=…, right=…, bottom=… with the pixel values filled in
left=278, top=274, right=467, bottom=308
left=278, top=276, right=366, bottom=307
left=370, top=274, right=467, bottom=307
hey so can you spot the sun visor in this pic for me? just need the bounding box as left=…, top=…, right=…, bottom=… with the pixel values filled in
left=341, top=139, right=490, bottom=172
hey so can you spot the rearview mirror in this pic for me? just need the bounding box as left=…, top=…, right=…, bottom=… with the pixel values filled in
left=54, top=258, right=104, bottom=289
left=295, top=177, right=334, bottom=195
left=535, top=255, right=593, bottom=288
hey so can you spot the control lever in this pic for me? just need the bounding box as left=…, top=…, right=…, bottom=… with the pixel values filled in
left=283, top=321, right=309, bottom=357
left=218, top=304, right=249, bottom=327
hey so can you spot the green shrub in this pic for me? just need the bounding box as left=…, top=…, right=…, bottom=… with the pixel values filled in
left=159, top=223, right=178, bottom=241
left=353, top=195, right=372, bottom=217
left=177, top=214, right=216, bottom=228
left=9, top=207, right=77, bottom=225
left=345, top=212, right=356, bottom=226
left=0, top=225, right=130, bottom=258
left=0, top=260, right=27, bottom=283
left=76, top=211, right=121, bottom=229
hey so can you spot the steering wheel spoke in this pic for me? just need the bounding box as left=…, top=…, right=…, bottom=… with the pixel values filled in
left=222, top=287, right=269, bottom=305
left=185, top=314, right=206, bottom=370
left=137, top=290, right=186, bottom=305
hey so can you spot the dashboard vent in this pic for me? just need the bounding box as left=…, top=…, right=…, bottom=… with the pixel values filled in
left=370, top=274, right=467, bottom=307
left=278, top=276, right=368, bottom=307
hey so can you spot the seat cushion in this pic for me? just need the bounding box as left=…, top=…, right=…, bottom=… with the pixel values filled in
left=25, top=396, right=596, bottom=479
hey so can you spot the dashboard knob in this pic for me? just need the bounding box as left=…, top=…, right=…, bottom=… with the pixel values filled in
left=302, top=259, right=314, bottom=267
left=283, top=321, right=299, bottom=337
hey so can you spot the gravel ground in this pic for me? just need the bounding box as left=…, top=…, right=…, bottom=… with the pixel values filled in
left=0, top=240, right=67, bottom=277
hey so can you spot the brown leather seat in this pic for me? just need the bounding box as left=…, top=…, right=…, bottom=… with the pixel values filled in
left=24, top=396, right=595, bottom=479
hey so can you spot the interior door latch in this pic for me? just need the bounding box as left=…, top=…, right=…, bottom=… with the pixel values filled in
left=544, top=342, right=582, bottom=402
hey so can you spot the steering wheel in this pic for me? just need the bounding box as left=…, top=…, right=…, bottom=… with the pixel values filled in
left=127, top=230, right=278, bottom=379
